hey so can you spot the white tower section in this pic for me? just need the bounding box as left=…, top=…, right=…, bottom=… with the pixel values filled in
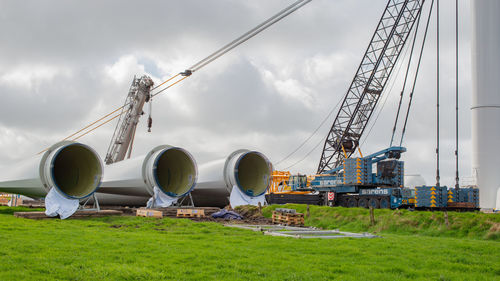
left=471, top=0, right=500, bottom=210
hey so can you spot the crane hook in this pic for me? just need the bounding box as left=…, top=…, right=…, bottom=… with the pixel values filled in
left=147, top=93, right=153, bottom=132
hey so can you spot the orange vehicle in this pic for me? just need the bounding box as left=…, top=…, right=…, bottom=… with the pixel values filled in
left=268, top=171, right=312, bottom=195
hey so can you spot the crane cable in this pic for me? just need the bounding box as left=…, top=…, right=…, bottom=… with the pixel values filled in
left=435, top=0, right=440, bottom=187
left=276, top=94, right=345, bottom=169
left=187, top=0, right=312, bottom=73
left=278, top=0, right=423, bottom=170
left=37, top=108, right=125, bottom=154
left=274, top=92, right=345, bottom=166
left=399, top=0, right=435, bottom=146
left=389, top=8, right=423, bottom=147
left=37, top=71, right=191, bottom=155
left=360, top=13, right=420, bottom=149
left=38, top=0, right=313, bottom=154
left=72, top=113, right=122, bottom=142
left=151, top=75, right=191, bottom=98
left=150, top=73, right=181, bottom=92
left=151, top=0, right=312, bottom=92
left=454, top=0, right=459, bottom=189
left=282, top=134, right=326, bottom=170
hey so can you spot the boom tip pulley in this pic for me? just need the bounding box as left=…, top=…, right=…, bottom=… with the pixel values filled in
left=180, top=70, right=193, bottom=77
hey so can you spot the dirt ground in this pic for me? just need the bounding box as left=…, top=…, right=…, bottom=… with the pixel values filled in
left=188, top=205, right=272, bottom=225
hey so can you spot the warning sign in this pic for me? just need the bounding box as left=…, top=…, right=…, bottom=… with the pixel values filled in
left=327, top=192, right=335, bottom=201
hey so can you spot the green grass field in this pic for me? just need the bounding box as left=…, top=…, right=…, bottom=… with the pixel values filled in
left=1, top=206, right=499, bottom=281
left=263, top=204, right=500, bottom=240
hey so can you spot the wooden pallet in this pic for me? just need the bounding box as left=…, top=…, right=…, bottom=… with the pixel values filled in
left=17, top=200, right=45, bottom=208
left=447, top=202, right=477, bottom=209
left=0, top=194, right=23, bottom=206
left=14, top=210, right=123, bottom=219
left=177, top=208, right=206, bottom=218
left=272, top=211, right=304, bottom=226
left=148, top=207, right=219, bottom=218
left=136, top=208, right=163, bottom=218
left=0, top=198, right=10, bottom=206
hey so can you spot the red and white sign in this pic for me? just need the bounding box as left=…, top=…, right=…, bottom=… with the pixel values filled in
left=327, top=192, right=335, bottom=201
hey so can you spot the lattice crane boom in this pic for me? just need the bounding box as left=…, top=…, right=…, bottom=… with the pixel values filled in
left=105, top=75, right=154, bottom=164
left=317, top=0, right=424, bottom=173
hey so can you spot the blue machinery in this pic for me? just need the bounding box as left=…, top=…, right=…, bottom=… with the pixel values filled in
left=311, top=147, right=414, bottom=209
left=308, top=146, right=479, bottom=209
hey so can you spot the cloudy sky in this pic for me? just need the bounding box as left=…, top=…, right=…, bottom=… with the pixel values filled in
left=0, top=0, right=474, bottom=187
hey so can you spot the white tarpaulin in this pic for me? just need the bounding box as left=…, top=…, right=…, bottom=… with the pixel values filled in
left=146, top=186, right=178, bottom=208
left=229, top=185, right=266, bottom=208
left=45, top=188, right=80, bottom=219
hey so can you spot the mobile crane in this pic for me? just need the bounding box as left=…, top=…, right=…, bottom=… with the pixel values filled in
left=308, top=0, right=478, bottom=210
left=104, top=0, right=312, bottom=165
left=268, top=0, right=426, bottom=207
left=307, top=0, right=428, bottom=208
left=311, top=144, right=478, bottom=209
left=311, top=146, right=415, bottom=208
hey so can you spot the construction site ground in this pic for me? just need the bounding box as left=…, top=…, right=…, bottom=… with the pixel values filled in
left=10, top=204, right=273, bottom=225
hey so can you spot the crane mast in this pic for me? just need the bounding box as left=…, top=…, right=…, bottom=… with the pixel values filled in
left=105, top=75, right=154, bottom=164
left=317, top=0, right=424, bottom=174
